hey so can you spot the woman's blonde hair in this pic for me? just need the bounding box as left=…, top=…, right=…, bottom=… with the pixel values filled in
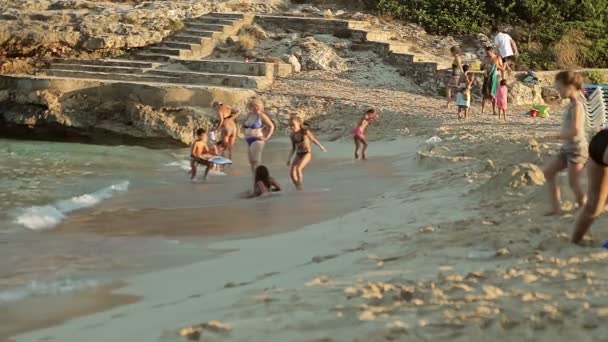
left=555, top=71, right=583, bottom=90
left=248, top=98, right=264, bottom=111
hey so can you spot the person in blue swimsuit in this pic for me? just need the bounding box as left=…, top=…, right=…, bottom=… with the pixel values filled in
left=242, top=98, right=275, bottom=172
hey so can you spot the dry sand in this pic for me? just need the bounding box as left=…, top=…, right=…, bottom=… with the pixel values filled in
left=11, top=100, right=608, bottom=341
left=7, top=47, right=608, bottom=342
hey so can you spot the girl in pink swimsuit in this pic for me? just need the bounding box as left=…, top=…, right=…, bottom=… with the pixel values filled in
left=352, top=109, right=379, bottom=160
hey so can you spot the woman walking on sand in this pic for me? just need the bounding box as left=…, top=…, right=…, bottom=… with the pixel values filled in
left=242, top=98, right=274, bottom=173
left=543, top=71, right=587, bottom=216
left=481, top=46, right=505, bottom=116
left=572, top=128, right=608, bottom=244
left=286, top=117, right=327, bottom=190
left=446, top=46, right=463, bottom=108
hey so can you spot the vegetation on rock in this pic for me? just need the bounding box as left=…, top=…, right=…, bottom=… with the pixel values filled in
left=368, top=0, right=608, bottom=70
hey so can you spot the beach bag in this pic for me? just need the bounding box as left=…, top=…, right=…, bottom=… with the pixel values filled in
left=533, top=104, right=550, bottom=118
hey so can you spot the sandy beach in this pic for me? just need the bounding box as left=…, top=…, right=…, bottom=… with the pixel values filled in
left=8, top=104, right=608, bottom=341
left=2, top=1, right=608, bottom=341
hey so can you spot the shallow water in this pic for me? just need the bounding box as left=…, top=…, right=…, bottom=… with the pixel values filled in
left=0, top=137, right=399, bottom=313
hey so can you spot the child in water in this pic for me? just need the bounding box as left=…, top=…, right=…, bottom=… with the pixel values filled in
left=496, top=79, right=508, bottom=120
left=189, top=128, right=214, bottom=181
left=249, top=165, right=281, bottom=198
left=352, top=109, right=379, bottom=160
left=543, top=71, right=588, bottom=215
left=455, top=64, right=473, bottom=119
left=286, top=117, right=327, bottom=190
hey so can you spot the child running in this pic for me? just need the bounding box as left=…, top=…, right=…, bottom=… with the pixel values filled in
left=542, top=71, right=587, bottom=216
left=352, top=109, right=379, bottom=160
left=496, top=79, right=508, bottom=120
left=286, top=117, right=327, bottom=190
left=573, top=128, right=608, bottom=244
left=455, top=64, right=473, bottom=119
left=189, top=128, right=215, bottom=181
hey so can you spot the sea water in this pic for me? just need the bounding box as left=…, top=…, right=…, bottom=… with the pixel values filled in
left=0, top=137, right=400, bottom=311
left=0, top=138, right=197, bottom=304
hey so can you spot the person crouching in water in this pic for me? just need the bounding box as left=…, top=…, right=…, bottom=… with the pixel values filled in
left=189, top=128, right=214, bottom=181
left=352, top=109, right=379, bottom=160
left=286, top=117, right=327, bottom=190
left=455, top=64, right=473, bottom=119
left=543, top=71, right=587, bottom=215
left=248, top=165, right=281, bottom=198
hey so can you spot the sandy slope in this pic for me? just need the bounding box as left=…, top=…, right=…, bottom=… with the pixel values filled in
left=12, top=91, right=608, bottom=341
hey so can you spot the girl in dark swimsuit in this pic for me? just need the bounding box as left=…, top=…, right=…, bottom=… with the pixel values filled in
left=286, top=117, right=326, bottom=190
left=249, top=165, right=281, bottom=198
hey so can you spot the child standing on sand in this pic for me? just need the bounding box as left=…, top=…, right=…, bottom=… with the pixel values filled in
left=496, top=79, right=508, bottom=120
left=455, top=64, right=473, bottom=119
left=189, top=128, right=214, bottom=181
left=543, top=71, right=588, bottom=215
left=286, top=117, right=327, bottom=190
left=352, top=109, right=379, bottom=160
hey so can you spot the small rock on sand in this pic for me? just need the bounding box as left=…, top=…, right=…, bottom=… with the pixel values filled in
left=419, top=226, right=435, bottom=233
left=509, top=163, right=545, bottom=188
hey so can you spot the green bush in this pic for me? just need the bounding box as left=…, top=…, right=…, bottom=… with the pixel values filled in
left=366, top=0, right=608, bottom=69
left=587, top=70, right=608, bottom=84
left=377, top=0, right=487, bottom=35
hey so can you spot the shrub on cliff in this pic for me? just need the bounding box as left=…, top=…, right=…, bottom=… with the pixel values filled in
left=368, top=0, right=608, bottom=69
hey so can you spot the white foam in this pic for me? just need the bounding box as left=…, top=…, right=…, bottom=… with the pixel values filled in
left=165, top=161, right=191, bottom=171
left=14, top=181, right=130, bottom=231
left=0, top=278, right=99, bottom=304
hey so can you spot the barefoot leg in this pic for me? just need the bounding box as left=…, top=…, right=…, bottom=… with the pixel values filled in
left=568, top=161, right=587, bottom=208
left=360, top=136, right=369, bottom=160
left=573, top=160, right=608, bottom=243
left=295, top=153, right=312, bottom=190
left=543, top=156, right=567, bottom=215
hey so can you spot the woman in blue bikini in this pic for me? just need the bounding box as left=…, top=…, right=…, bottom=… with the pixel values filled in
left=243, top=98, right=275, bottom=172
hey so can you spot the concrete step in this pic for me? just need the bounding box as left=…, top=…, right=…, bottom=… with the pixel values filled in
left=145, top=69, right=268, bottom=89
left=186, top=23, right=228, bottom=32
left=171, top=35, right=210, bottom=44
left=2, top=74, right=256, bottom=108
left=162, top=41, right=201, bottom=50
left=52, top=59, right=159, bottom=69
left=181, top=29, right=220, bottom=38
left=48, top=63, right=147, bottom=74
left=209, top=12, right=246, bottom=19
left=347, top=21, right=372, bottom=30
left=351, top=30, right=392, bottom=43
left=178, top=60, right=272, bottom=77
left=389, top=44, right=411, bottom=54
left=148, top=47, right=192, bottom=58
left=185, top=17, right=235, bottom=25
left=129, top=53, right=174, bottom=62
left=43, top=69, right=181, bottom=83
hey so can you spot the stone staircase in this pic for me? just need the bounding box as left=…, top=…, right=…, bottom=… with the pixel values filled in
left=2, top=12, right=444, bottom=114
left=18, top=13, right=285, bottom=109
left=131, top=12, right=254, bottom=62
left=40, top=58, right=274, bottom=90
left=255, top=15, right=440, bottom=84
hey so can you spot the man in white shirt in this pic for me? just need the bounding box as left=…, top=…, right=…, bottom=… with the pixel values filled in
left=492, top=26, right=518, bottom=76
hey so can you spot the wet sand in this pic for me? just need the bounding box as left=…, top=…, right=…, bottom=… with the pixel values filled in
left=3, top=140, right=407, bottom=341
left=0, top=282, right=139, bottom=342
left=56, top=156, right=398, bottom=238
